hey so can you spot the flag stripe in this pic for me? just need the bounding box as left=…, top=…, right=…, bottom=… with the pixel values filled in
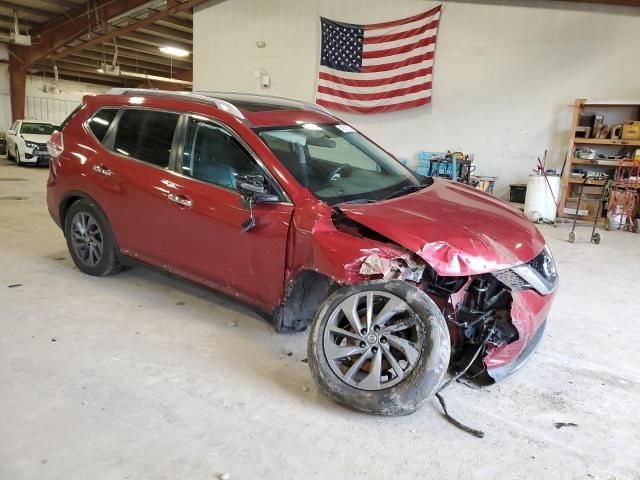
left=319, top=67, right=432, bottom=88
left=362, top=35, right=436, bottom=59
left=366, top=5, right=441, bottom=30
left=318, top=82, right=430, bottom=101
left=319, top=61, right=433, bottom=81
left=363, top=11, right=440, bottom=38
left=316, top=97, right=431, bottom=114
left=361, top=51, right=434, bottom=73
left=362, top=43, right=435, bottom=66
left=317, top=89, right=431, bottom=107
left=364, top=20, right=439, bottom=45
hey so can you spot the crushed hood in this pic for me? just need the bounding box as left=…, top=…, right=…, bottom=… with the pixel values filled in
left=21, top=134, right=51, bottom=144
left=338, top=178, right=545, bottom=276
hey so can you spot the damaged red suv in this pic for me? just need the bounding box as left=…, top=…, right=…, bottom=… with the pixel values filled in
left=47, top=90, right=557, bottom=415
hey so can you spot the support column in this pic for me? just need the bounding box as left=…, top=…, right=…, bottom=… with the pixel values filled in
left=9, top=46, right=27, bottom=123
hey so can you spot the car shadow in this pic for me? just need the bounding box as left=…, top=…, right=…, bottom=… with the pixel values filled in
left=42, top=248, right=346, bottom=412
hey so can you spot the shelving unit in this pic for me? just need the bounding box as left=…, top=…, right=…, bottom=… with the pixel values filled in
left=559, top=99, right=640, bottom=222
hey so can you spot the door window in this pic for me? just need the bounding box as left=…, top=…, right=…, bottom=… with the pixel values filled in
left=181, top=117, right=263, bottom=190
left=88, top=108, right=118, bottom=142
left=112, top=109, right=179, bottom=168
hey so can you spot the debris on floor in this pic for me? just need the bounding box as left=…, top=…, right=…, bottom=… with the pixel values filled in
left=8, top=283, right=23, bottom=288
left=554, top=422, right=578, bottom=429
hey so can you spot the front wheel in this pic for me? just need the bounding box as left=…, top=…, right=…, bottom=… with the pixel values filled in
left=308, top=280, right=450, bottom=416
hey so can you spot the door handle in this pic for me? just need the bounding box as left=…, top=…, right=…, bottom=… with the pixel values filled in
left=92, top=165, right=114, bottom=177
left=168, top=193, right=193, bottom=208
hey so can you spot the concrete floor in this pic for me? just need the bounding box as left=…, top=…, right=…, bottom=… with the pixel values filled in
left=0, top=157, right=638, bottom=480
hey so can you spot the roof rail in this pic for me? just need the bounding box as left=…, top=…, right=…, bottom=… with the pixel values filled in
left=193, top=90, right=332, bottom=115
left=103, top=88, right=246, bottom=121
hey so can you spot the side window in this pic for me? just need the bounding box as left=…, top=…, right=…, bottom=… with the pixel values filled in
left=88, top=108, right=118, bottom=142
left=181, top=117, right=262, bottom=190
left=113, top=109, right=179, bottom=168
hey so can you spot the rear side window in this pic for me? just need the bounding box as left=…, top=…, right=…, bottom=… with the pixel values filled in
left=113, top=109, right=179, bottom=168
left=88, top=108, right=118, bottom=142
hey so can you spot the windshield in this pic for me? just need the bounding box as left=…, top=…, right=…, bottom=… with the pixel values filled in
left=257, top=123, right=424, bottom=205
left=20, top=123, right=55, bottom=135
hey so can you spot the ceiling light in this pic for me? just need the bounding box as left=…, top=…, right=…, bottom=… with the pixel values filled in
left=97, top=68, right=104, bottom=73
left=159, top=46, right=190, bottom=57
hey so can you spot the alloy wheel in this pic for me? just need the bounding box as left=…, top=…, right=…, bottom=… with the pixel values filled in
left=70, top=212, right=104, bottom=267
left=323, top=291, right=423, bottom=391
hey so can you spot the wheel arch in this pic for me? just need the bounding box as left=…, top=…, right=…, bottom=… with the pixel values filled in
left=273, top=269, right=340, bottom=333
left=59, top=191, right=115, bottom=243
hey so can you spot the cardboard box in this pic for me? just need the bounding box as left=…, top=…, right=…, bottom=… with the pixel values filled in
left=622, top=121, right=640, bottom=140
left=564, top=198, right=599, bottom=217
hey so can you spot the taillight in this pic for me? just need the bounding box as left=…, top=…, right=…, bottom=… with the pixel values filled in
left=48, top=130, right=64, bottom=158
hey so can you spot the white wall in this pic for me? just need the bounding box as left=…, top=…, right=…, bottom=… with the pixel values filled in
left=193, top=0, right=640, bottom=197
left=0, top=45, right=109, bottom=133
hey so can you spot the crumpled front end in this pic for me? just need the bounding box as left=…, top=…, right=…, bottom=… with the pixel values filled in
left=417, top=245, right=558, bottom=384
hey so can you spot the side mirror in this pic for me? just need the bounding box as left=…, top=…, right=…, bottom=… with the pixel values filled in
left=7, top=130, right=15, bottom=135
left=236, top=174, right=279, bottom=204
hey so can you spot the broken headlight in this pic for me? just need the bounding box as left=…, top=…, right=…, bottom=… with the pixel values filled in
left=493, top=245, right=557, bottom=295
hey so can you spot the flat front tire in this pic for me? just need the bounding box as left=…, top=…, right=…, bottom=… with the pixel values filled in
left=308, top=280, right=450, bottom=415
left=64, top=199, right=122, bottom=276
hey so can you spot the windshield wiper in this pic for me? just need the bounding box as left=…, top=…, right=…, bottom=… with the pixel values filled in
left=341, top=198, right=375, bottom=204
left=382, top=184, right=427, bottom=200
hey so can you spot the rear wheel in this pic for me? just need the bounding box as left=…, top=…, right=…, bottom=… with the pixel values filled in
left=308, top=280, right=450, bottom=415
left=568, top=231, right=576, bottom=243
left=64, top=199, right=122, bottom=276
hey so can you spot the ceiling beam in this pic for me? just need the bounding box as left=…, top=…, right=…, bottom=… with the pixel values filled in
left=156, top=15, right=193, bottom=32
left=0, top=1, right=57, bottom=19
left=137, top=24, right=193, bottom=42
left=66, top=52, right=177, bottom=76
left=50, top=0, right=205, bottom=61
left=85, top=44, right=191, bottom=69
left=21, top=0, right=153, bottom=65
left=59, top=56, right=174, bottom=78
left=121, top=31, right=191, bottom=49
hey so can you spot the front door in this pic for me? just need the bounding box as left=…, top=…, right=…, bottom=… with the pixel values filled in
left=161, top=116, right=293, bottom=310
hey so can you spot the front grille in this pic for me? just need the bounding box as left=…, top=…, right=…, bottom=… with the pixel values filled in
left=493, top=269, right=531, bottom=290
left=528, top=251, right=546, bottom=278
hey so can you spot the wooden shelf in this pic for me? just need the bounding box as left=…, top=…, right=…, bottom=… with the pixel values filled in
left=571, top=158, right=637, bottom=167
left=568, top=178, right=606, bottom=186
left=574, top=138, right=640, bottom=147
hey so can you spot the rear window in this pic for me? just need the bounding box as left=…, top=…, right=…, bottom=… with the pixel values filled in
left=112, top=109, right=179, bottom=168
left=88, top=108, right=118, bottom=142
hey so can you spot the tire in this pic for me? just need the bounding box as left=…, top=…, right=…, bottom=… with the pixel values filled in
left=591, top=232, right=601, bottom=244
left=633, top=219, right=639, bottom=234
left=64, top=199, right=122, bottom=276
left=568, top=231, right=576, bottom=243
left=308, top=280, right=450, bottom=416
left=604, top=217, right=611, bottom=231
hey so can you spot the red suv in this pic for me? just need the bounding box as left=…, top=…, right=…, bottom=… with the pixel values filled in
left=47, top=90, right=557, bottom=415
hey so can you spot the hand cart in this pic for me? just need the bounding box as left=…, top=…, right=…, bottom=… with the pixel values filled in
left=568, top=174, right=608, bottom=244
left=604, top=158, right=639, bottom=233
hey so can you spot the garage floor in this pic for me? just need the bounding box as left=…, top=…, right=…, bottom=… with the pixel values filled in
left=1, top=157, right=638, bottom=480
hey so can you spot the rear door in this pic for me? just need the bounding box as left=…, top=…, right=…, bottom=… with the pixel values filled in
left=91, top=108, right=181, bottom=265
left=160, top=115, right=294, bottom=310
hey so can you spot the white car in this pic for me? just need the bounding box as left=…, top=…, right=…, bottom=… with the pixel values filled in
left=6, top=120, right=57, bottom=166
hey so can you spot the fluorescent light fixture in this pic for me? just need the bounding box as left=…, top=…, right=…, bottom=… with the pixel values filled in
left=159, top=46, right=190, bottom=57
left=97, top=68, right=104, bottom=73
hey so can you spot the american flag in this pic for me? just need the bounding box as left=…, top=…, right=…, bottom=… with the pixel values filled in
left=315, top=6, right=442, bottom=114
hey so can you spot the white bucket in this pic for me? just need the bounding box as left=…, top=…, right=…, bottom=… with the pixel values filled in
left=524, top=175, right=561, bottom=222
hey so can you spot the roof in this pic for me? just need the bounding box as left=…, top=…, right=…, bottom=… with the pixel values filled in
left=102, top=89, right=338, bottom=127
